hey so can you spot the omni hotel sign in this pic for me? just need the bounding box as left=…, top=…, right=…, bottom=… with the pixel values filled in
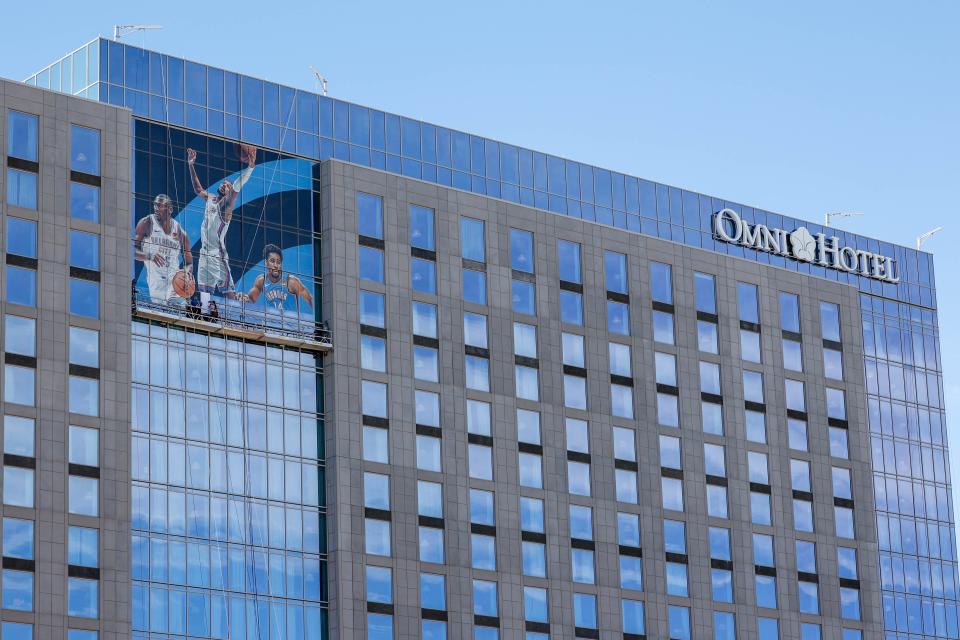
left=713, top=208, right=899, bottom=283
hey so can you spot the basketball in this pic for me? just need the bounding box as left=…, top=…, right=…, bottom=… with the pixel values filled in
left=172, top=270, right=195, bottom=298
left=237, top=143, right=257, bottom=165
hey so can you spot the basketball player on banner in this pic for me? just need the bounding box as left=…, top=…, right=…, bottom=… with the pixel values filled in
left=242, top=244, right=314, bottom=319
left=187, top=143, right=257, bottom=298
left=134, top=194, right=195, bottom=305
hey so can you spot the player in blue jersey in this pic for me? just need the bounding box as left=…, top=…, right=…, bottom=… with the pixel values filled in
left=243, top=244, right=314, bottom=313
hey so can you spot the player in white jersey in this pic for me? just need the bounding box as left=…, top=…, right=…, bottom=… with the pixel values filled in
left=243, top=244, right=313, bottom=313
left=187, top=145, right=256, bottom=296
left=134, top=194, right=193, bottom=305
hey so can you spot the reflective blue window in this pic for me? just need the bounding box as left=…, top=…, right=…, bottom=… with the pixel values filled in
left=694, top=272, right=717, bottom=313
left=68, top=526, right=98, bottom=567
left=511, top=280, right=535, bottom=315
left=623, top=599, right=645, bottom=634
left=70, top=230, right=100, bottom=270
left=557, top=240, right=581, bottom=283
left=2, top=569, right=32, bottom=611
left=69, top=279, right=99, bottom=318
left=7, top=111, right=38, bottom=161
left=2, top=519, right=33, bottom=559
left=461, top=217, right=485, bottom=261
left=359, top=247, right=384, bottom=283
left=6, top=169, right=37, bottom=210
left=365, top=566, right=392, bottom=604
left=410, top=205, right=435, bottom=250
left=1, top=623, right=32, bottom=640
left=70, top=183, right=100, bottom=222
left=6, top=218, right=36, bottom=258
left=650, top=261, right=673, bottom=304
left=714, top=612, right=736, bottom=640
left=357, top=192, right=384, bottom=239
left=560, top=290, right=583, bottom=325
left=6, top=267, right=36, bottom=307
left=420, top=573, right=445, bottom=610
left=411, top=258, right=436, bottom=294
left=668, top=605, right=690, bottom=640
left=472, top=579, right=497, bottom=616
left=757, top=618, right=779, bottom=638
left=70, top=125, right=100, bottom=175
left=573, top=593, right=596, bottom=628
left=510, top=229, right=534, bottom=272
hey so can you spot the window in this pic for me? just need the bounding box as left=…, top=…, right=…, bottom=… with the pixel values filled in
left=414, top=345, right=439, bottom=381
left=359, top=291, right=385, bottom=327
left=605, top=297, right=631, bottom=336
left=824, top=346, right=843, bottom=380
left=609, top=342, right=631, bottom=377
left=655, top=352, right=677, bottom=386
left=69, top=279, right=99, bottom=318
left=560, top=289, right=583, bottom=325
left=416, top=435, right=442, bottom=472
left=794, top=498, right=814, bottom=532
left=661, top=476, right=683, bottom=511
left=366, top=565, right=392, bottom=604
left=368, top=613, right=392, bottom=639
left=783, top=337, right=803, bottom=371
left=738, top=283, right=761, bottom=361
left=6, top=266, right=36, bottom=308
left=515, top=365, right=539, bottom=401
left=605, top=251, right=628, bottom=293
left=361, top=380, right=388, bottom=418
left=796, top=540, right=816, bottom=574
left=657, top=391, right=679, bottom=427
left=364, top=518, right=390, bottom=555
left=695, top=272, right=716, bottom=312
left=757, top=618, right=779, bottom=639
left=755, top=573, right=777, bottom=608
left=573, top=593, right=597, bottom=630
left=411, top=257, right=437, bottom=293
left=714, top=612, right=736, bottom=640
left=6, top=218, right=36, bottom=258
left=360, top=335, right=386, bottom=371
left=524, top=586, right=548, bottom=623
left=827, top=388, right=847, bottom=420
left=510, top=229, right=534, bottom=272
left=840, top=587, right=860, bottom=620
left=650, top=261, right=672, bottom=304
left=463, top=268, right=487, bottom=304
left=558, top=240, right=581, bottom=283
left=522, top=540, right=546, bottom=578
left=69, top=327, right=99, bottom=368
left=612, top=427, right=635, bottom=461
left=71, top=182, right=100, bottom=222
left=469, top=444, right=493, bottom=480
left=4, top=624, right=32, bottom=640
left=668, top=606, right=690, bottom=640
left=364, top=473, right=390, bottom=510
left=464, top=313, right=488, bottom=348
left=799, top=580, right=820, bottom=614
left=69, top=475, right=98, bottom=516
left=745, top=410, right=766, bottom=443
left=2, top=569, right=32, bottom=611
left=622, top=599, right=645, bottom=635
left=711, top=565, right=732, bottom=602
left=6, top=169, right=37, bottom=209
left=465, top=355, right=489, bottom=392
left=8, top=112, right=39, bottom=161
left=615, top=467, right=638, bottom=504
left=659, top=435, right=681, bottom=469
left=4, top=365, right=35, bottom=407
left=410, top=204, right=435, bottom=250
left=521, top=497, right=544, bottom=533
left=785, top=379, right=805, bottom=412
left=416, top=390, right=440, bottom=427
left=412, top=301, right=437, bottom=338
left=561, top=332, right=584, bottom=367
left=835, top=506, right=855, bottom=538
left=788, top=418, right=808, bottom=451
left=461, top=217, right=485, bottom=261
left=751, top=491, right=771, bottom=525
left=470, top=489, right=493, bottom=525
left=472, top=579, right=498, bottom=617
left=830, top=427, right=849, bottom=459
left=620, top=552, right=643, bottom=591
left=569, top=505, right=593, bottom=540
left=743, top=370, right=764, bottom=404
left=472, top=534, right=496, bottom=570
left=820, top=301, right=841, bottom=342
left=511, top=279, right=536, bottom=315
left=779, top=292, right=800, bottom=332
left=362, top=426, right=388, bottom=463
left=567, top=460, right=591, bottom=496
left=467, top=400, right=491, bottom=436
left=3, top=519, right=33, bottom=559
left=417, top=466, right=443, bottom=500
left=748, top=452, right=769, bottom=485
left=571, top=547, right=595, bottom=583
left=68, top=425, right=98, bottom=467
left=68, top=526, right=98, bottom=567
left=4, top=316, right=35, bottom=358
left=69, top=375, right=98, bottom=416
left=838, top=547, right=858, bottom=579
left=70, top=125, right=100, bottom=175
left=420, top=573, right=446, bottom=610
left=832, top=467, right=852, bottom=500
left=70, top=230, right=100, bottom=271
left=359, top=246, right=385, bottom=283
left=357, top=193, right=384, bottom=239
left=518, top=452, right=542, bottom=488
left=515, top=322, right=538, bottom=358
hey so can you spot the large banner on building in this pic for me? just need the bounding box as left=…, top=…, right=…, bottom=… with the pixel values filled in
left=131, top=122, right=318, bottom=335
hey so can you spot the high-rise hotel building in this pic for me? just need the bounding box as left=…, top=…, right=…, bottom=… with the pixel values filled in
left=0, top=37, right=952, bottom=639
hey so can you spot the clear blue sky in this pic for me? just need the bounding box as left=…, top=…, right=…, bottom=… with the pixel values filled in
left=4, top=1, right=959, bottom=509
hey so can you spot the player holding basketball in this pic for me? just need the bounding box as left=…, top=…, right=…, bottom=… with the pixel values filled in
left=243, top=244, right=314, bottom=314
left=187, top=144, right=256, bottom=297
left=134, top=194, right=194, bottom=305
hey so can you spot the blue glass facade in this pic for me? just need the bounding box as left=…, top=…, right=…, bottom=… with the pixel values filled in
left=24, top=37, right=958, bottom=640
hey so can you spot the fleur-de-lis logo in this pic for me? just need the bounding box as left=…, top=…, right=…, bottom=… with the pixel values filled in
left=789, top=227, right=816, bottom=262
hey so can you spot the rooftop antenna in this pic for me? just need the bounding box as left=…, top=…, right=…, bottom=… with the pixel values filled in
left=113, top=24, right=163, bottom=43
left=824, top=211, right=864, bottom=227
left=309, top=66, right=328, bottom=96
left=916, top=227, right=943, bottom=251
